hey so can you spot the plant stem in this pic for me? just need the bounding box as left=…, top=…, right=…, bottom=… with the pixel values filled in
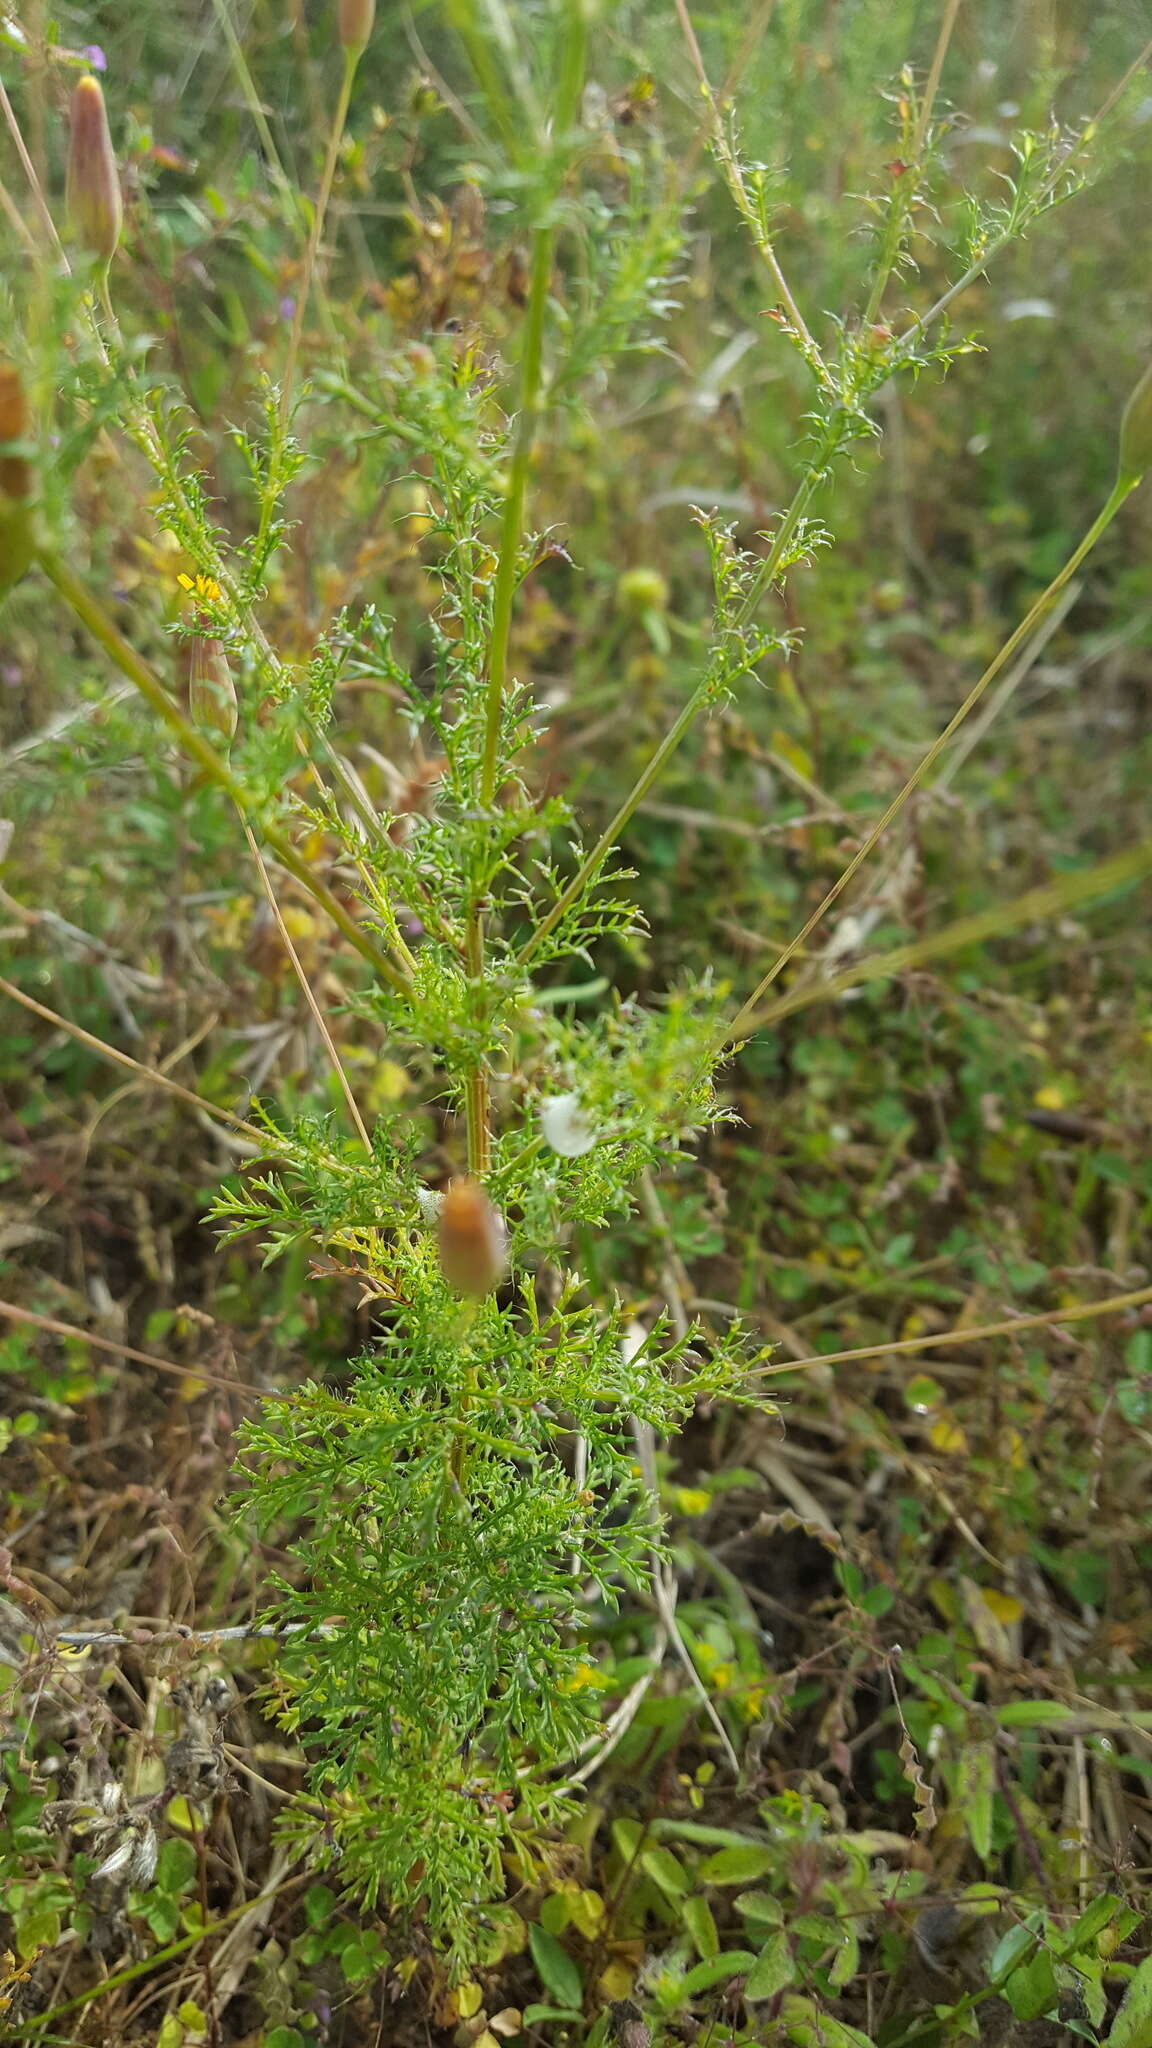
left=673, top=0, right=830, bottom=389
left=464, top=914, right=490, bottom=1178
left=725, top=477, right=1136, bottom=1043
left=518, top=473, right=820, bottom=969
left=750, top=1284, right=1152, bottom=1379
left=463, top=5, right=587, bottom=1175
left=479, top=222, right=555, bottom=810
left=0, top=974, right=266, bottom=1143
left=37, top=550, right=411, bottom=995
left=730, top=832, right=1152, bottom=1038
left=279, top=45, right=359, bottom=434
left=860, top=0, right=962, bottom=331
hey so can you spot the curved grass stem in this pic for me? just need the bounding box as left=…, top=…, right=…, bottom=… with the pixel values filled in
left=279, top=46, right=360, bottom=433
left=725, top=477, right=1137, bottom=1044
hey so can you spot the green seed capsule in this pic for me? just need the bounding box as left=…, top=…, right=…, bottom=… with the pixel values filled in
left=188, top=636, right=239, bottom=741
left=66, top=76, right=122, bottom=266
left=1117, top=362, right=1152, bottom=488
left=337, top=0, right=375, bottom=53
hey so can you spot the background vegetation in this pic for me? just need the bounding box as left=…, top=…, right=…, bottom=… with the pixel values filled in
left=1, top=1, right=1152, bottom=2045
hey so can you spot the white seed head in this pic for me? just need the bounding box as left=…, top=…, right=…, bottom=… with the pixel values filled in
left=539, top=1091, right=597, bottom=1158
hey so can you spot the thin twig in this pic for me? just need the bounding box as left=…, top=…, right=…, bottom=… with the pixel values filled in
left=748, top=1285, right=1152, bottom=1378
left=0, top=974, right=266, bottom=1142
left=733, top=832, right=1152, bottom=1034
left=0, top=1297, right=256, bottom=1399
left=244, top=825, right=371, bottom=1151
left=725, top=479, right=1136, bottom=1041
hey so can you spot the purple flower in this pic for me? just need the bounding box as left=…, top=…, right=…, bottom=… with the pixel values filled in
left=83, top=45, right=107, bottom=72
left=279, top=295, right=296, bottom=320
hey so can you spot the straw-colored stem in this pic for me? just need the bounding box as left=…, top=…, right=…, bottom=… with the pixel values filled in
left=279, top=46, right=359, bottom=432
left=725, top=478, right=1135, bottom=1043
left=730, top=833, right=1152, bottom=1039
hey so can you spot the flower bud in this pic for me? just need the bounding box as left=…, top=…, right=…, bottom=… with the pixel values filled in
left=616, top=566, right=669, bottom=615
left=338, top=0, right=376, bottom=53
left=1118, top=362, right=1152, bottom=488
left=187, top=635, right=238, bottom=740
left=66, top=76, right=122, bottom=265
left=0, top=362, right=35, bottom=599
left=437, top=1177, right=506, bottom=1297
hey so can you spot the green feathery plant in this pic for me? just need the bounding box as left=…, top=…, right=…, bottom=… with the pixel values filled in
left=2, top=0, right=1150, bottom=1956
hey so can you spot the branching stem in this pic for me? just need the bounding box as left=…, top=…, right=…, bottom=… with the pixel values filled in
left=37, top=551, right=412, bottom=995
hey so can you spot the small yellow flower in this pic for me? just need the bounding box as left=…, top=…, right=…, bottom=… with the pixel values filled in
left=559, top=1660, right=607, bottom=1694
left=177, top=570, right=222, bottom=605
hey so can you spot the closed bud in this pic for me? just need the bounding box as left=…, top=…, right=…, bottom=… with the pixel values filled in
left=338, top=0, right=375, bottom=53
left=66, top=76, right=122, bottom=265
left=437, top=1177, right=506, bottom=1297
left=1118, top=362, right=1152, bottom=488
left=0, top=362, right=35, bottom=599
left=616, top=566, right=669, bottom=616
left=188, top=635, right=238, bottom=741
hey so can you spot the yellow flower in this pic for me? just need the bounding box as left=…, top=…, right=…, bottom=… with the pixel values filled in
left=177, top=570, right=222, bottom=605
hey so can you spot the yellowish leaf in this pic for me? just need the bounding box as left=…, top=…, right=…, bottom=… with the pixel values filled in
left=928, top=1415, right=968, bottom=1455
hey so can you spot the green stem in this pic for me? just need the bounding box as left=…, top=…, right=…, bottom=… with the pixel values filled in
left=860, top=0, right=962, bottom=331
left=725, top=478, right=1135, bottom=1044
left=464, top=221, right=551, bottom=1169
left=478, top=220, right=555, bottom=810
left=462, top=4, right=587, bottom=1177
left=730, top=834, right=1152, bottom=1037
left=518, top=473, right=821, bottom=970
left=279, top=45, right=359, bottom=433
left=37, top=550, right=411, bottom=995
left=464, top=912, right=490, bottom=1178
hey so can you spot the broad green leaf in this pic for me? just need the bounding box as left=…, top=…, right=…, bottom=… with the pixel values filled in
left=528, top=1923, right=583, bottom=2013
left=1057, top=1894, right=1122, bottom=1957
left=680, top=1894, right=719, bottom=1960
left=958, top=1740, right=996, bottom=1862
left=735, top=1889, right=784, bottom=1928
left=698, top=1845, right=777, bottom=1884
left=156, top=1836, right=198, bottom=1895
left=539, top=1890, right=571, bottom=1934
left=304, top=1884, right=337, bottom=1928
left=680, top=1951, right=757, bottom=1997
left=641, top=1846, right=689, bottom=1897
left=829, top=1924, right=860, bottom=1989
left=990, top=1922, right=1037, bottom=1979
left=780, top=1994, right=875, bottom=2046
left=995, top=1701, right=1074, bottom=1729
left=1004, top=1949, right=1058, bottom=2023
left=745, top=1931, right=795, bottom=2001
left=16, top=1906, right=60, bottom=1959
left=1107, top=1954, right=1152, bottom=2047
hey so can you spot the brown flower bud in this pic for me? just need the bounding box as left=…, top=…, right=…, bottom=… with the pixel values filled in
left=0, top=362, right=31, bottom=503
left=66, top=76, right=122, bottom=265
left=187, top=635, right=238, bottom=740
left=1118, top=362, right=1152, bottom=488
left=437, top=1177, right=506, bottom=1297
left=338, top=0, right=376, bottom=53
left=0, top=362, right=35, bottom=599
